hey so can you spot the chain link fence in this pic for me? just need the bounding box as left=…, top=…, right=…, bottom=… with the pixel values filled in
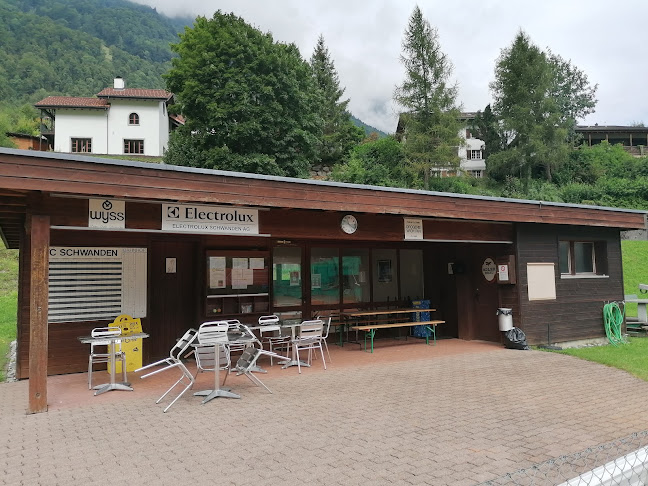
left=479, top=430, right=648, bottom=486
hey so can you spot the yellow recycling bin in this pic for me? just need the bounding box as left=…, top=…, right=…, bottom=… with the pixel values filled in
left=111, top=314, right=143, bottom=373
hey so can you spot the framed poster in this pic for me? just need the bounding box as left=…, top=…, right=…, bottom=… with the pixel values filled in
left=378, top=259, right=392, bottom=283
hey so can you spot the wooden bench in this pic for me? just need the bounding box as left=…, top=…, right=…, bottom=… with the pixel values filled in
left=340, top=308, right=436, bottom=347
left=351, top=320, right=445, bottom=353
left=625, top=317, right=648, bottom=336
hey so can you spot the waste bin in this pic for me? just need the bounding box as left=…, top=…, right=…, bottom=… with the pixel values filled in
left=496, top=308, right=513, bottom=332
left=411, top=299, right=431, bottom=338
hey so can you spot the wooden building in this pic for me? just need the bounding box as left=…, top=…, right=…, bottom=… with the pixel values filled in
left=0, top=148, right=645, bottom=412
left=6, top=132, right=49, bottom=151
left=576, top=125, right=648, bottom=156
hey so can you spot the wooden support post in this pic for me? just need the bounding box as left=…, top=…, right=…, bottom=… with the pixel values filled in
left=28, top=214, right=49, bottom=414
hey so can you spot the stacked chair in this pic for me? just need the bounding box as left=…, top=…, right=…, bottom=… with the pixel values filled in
left=135, top=328, right=198, bottom=413
left=88, top=326, right=126, bottom=390
left=258, top=315, right=292, bottom=365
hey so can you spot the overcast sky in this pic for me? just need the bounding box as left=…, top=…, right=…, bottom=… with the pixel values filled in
left=133, top=0, right=647, bottom=134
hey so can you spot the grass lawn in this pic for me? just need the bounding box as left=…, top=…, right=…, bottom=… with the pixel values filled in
left=0, top=248, right=18, bottom=381
left=553, top=337, right=648, bottom=381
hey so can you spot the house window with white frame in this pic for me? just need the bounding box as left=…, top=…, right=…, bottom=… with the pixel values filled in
left=468, top=170, right=483, bottom=178
left=124, top=139, right=144, bottom=154
left=71, top=138, right=91, bottom=153
left=128, top=113, right=140, bottom=125
left=469, top=149, right=482, bottom=160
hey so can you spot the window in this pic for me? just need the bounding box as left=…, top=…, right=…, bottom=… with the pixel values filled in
left=71, top=138, right=91, bottom=153
left=124, top=139, right=144, bottom=154
left=128, top=113, right=140, bottom=125
left=311, top=248, right=339, bottom=306
left=342, top=249, right=370, bottom=304
left=559, top=241, right=605, bottom=276
left=273, top=247, right=302, bottom=308
left=468, top=170, right=483, bottom=178
left=465, top=129, right=472, bottom=139
left=469, top=150, right=482, bottom=160
left=205, top=250, right=269, bottom=316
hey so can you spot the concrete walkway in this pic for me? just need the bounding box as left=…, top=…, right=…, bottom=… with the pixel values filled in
left=1, top=339, right=647, bottom=485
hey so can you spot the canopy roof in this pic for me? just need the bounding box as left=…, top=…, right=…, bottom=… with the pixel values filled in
left=0, top=148, right=645, bottom=249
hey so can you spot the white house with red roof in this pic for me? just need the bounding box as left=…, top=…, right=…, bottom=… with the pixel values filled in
left=35, top=77, right=184, bottom=157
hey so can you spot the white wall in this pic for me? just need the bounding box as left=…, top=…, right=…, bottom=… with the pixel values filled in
left=457, top=126, right=486, bottom=174
left=159, top=102, right=169, bottom=154
left=106, top=100, right=165, bottom=156
left=54, top=109, right=108, bottom=154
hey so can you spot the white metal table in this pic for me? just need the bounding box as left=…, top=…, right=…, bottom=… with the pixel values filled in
left=78, top=332, right=149, bottom=396
left=191, top=331, right=257, bottom=403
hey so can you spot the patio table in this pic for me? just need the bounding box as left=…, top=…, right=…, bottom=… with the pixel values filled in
left=191, top=330, right=257, bottom=403
left=78, top=332, right=149, bottom=396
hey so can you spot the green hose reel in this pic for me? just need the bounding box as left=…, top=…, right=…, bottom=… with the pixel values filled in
left=603, top=302, right=626, bottom=346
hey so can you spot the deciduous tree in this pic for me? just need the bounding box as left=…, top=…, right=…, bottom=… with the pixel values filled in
left=488, top=31, right=568, bottom=183
left=331, top=136, right=415, bottom=188
left=165, top=12, right=322, bottom=177
left=488, top=31, right=597, bottom=183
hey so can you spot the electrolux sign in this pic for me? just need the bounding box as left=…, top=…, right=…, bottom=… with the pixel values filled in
left=162, top=203, right=259, bottom=235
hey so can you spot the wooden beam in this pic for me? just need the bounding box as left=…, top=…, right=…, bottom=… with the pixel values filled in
left=27, top=214, right=49, bottom=414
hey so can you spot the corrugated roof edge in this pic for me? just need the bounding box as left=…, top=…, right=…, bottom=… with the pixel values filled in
left=1, top=147, right=646, bottom=215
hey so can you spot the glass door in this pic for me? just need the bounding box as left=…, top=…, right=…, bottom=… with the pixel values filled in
left=272, top=246, right=303, bottom=320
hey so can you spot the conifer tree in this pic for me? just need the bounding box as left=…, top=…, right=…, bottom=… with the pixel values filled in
left=394, top=5, right=462, bottom=187
left=310, top=35, right=363, bottom=167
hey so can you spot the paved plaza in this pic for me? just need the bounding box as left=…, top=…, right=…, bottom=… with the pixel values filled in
left=1, top=338, right=648, bottom=485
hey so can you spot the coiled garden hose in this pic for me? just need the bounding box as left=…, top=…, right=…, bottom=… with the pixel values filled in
left=603, top=302, right=626, bottom=346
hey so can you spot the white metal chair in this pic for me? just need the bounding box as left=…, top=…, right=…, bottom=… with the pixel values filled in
left=292, top=319, right=326, bottom=374
left=193, top=321, right=231, bottom=385
left=226, top=347, right=289, bottom=393
left=315, top=315, right=333, bottom=363
left=135, top=328, right=198, bottom=413
left=88, top=326, right=126, bottom=390
left=224, top=319, right=257, bottom=357
left=258, top=315, right=291, bottom=365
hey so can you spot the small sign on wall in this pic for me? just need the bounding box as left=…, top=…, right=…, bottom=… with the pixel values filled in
left=165, top=258, right=177, bottom=274
left=482, top=257, right=497, bottom=282
left=162, top=203, right=259, bottom=235
left=88, top=199, right=125, bottom=229
left=404, top=218, right=423, bottom=240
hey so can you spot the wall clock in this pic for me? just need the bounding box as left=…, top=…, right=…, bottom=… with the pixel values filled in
left=341, top=214, right=358, bottom=234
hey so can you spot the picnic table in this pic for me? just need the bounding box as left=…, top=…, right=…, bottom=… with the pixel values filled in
left=341, top=308, right=444, bottom=353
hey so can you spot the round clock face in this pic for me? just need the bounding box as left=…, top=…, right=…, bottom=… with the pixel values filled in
left=341, top=214, right=358, bottom=234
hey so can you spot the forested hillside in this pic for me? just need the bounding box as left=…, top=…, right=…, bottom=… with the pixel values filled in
left=350, top=116, right=387, bottom=138
left=0, top=0, right=190, bottom=103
